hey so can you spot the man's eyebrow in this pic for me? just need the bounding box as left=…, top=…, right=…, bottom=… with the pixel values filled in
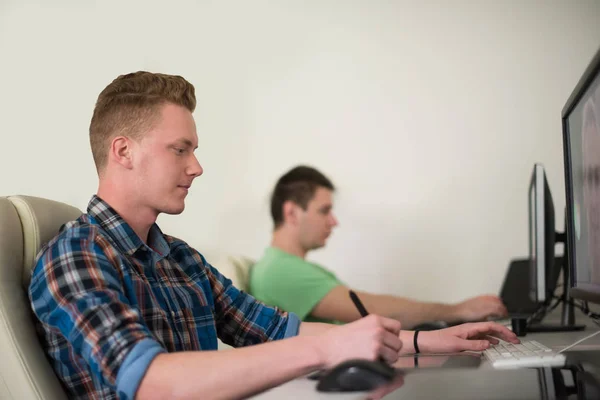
left=174, top=138, right=198, bottom=149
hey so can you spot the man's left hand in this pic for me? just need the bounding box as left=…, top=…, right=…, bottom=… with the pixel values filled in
left=418, top=321, right=519, bottom=353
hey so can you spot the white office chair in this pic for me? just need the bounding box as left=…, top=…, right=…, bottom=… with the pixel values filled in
left=211, top=255, right=255, bottom=293
left=0, top=195, right=82, bottom=400
left=210, top=255, right=255, bottom=350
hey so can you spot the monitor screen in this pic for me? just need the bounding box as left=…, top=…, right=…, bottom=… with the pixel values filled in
left=563, top=46, right=600, bottom=304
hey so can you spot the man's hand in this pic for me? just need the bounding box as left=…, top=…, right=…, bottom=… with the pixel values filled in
left=418, top=321, right=519, bottom=353
left=452, top=295, right=508, bottom=322
left=315, top=315, right=403, bottom=367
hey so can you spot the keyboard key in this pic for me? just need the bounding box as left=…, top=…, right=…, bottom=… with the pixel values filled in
left=529, top=340, right=553, bottom=352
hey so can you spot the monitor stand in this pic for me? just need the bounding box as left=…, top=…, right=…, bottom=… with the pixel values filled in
left=526, top=322, right=586, bottom=333
left=512, top=313, right=585, bottom=336
left=506, top=317, right=583, bottom=337
left=511, top=253, right=585, bottom=336
left=524, top=300, right=586, bottom=333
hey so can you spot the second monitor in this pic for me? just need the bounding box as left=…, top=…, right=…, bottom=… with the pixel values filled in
left=528, top=163, right=558, bottom=306
left=519, top=163, right=584, bottom=334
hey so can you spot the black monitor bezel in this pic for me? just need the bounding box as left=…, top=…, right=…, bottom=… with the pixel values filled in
left=562, top=46, right=600, bottom=304
left=528, top=164, right=546, bottom=303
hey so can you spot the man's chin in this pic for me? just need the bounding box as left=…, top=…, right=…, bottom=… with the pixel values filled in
left=320, top=236, right=332, bottom=247
left=162, top=203, right=186, bottom=215
left=310, top=241, right=327, bottom=251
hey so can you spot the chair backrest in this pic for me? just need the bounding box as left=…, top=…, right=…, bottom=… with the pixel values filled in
left=212, top=255, right=256, bottom=351
left=211, top=255, right=255, bottom=293
left=0, top=195, right=82, bottom=400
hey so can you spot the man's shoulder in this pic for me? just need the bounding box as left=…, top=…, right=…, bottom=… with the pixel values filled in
left=36, top=214, right=110, bottom=263
left=253, top=248, right=315, bottom=275
left=255, top=250, right=339, bottom=284
left=30, top=214, right=114, bottom=286
left=44, top=214, right=100, bottom=247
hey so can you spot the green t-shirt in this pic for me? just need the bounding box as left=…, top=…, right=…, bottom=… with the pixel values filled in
left=249, top=247, right=343, bottom=324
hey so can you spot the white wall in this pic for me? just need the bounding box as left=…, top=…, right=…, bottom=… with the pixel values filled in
left=1, top=0, right=600, bottom=303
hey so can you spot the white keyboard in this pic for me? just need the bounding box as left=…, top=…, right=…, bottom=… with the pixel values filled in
left=483, top=340, right=566, bottom=369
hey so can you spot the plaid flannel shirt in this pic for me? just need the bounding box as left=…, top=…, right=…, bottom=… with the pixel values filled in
left=29, top=195, right=299, bottom=399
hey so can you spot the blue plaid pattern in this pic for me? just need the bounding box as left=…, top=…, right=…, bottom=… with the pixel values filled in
left=29, top=195, right=298, bottom=399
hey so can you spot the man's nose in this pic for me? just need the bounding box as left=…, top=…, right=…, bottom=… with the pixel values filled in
left=188, top=155, right=203, bottom=177
left=330, top=214, right=339, bottom=227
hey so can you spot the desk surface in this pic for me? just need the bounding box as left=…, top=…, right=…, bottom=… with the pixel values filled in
left=254, top=315, right=600, bottom=399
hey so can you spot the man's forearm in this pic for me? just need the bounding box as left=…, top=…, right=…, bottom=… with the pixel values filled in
left=358, top=291, right=459, bottom=329
left=298, top=321, right=335, bottom=336
left=137, top=335, right=323, bottom=400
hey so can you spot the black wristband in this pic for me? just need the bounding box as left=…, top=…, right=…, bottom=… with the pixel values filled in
left=413, top=330, right=421, bottom=354
left=414, top=354, right=419, bottom=368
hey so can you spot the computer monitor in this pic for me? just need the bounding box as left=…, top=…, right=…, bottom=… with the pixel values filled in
left=528, top=163, right=558, bottom=305
left=563, top=46, right=600, bottom=305
left=519, top=164, right=584, bottom=335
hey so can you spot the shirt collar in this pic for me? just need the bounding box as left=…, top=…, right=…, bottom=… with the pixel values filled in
left=87, top=194, right=169, bottom=257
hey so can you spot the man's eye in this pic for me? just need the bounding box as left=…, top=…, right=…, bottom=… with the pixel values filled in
left=175, top=148, right=185, bottom=155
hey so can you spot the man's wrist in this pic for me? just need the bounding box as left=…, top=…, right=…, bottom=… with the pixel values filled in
left=399, top=330, right=416, bottom=354
left=305, top=335, right=329, bottom=370
left=413, top=330, right=421, bottom=354
left=401, top=330, right=439, bottom=354
left=447, top=303, right=464, bottom=322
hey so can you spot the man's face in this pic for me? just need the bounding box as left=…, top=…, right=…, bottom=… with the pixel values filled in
left=297, top=187, right=338, bottom=251
left=132, top=103, right=203, bottom=215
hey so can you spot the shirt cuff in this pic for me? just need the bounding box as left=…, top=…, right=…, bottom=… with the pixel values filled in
left=116, top=338, right=166, bottom=400
left=283, top=312, right=301, bottom=338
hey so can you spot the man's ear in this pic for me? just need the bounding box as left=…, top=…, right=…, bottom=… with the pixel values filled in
left=109, top=136, right=134, bottom=169
left=282, top=200, right=300, bottom=226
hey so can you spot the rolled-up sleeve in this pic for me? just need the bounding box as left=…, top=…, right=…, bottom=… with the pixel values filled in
left=283, top=312, right=300, bottom=338
left=29, top=235, right=163, bottom=398
left=116, top=339, right=165, bottom=399
left=201, top=256, right=300, bottom=347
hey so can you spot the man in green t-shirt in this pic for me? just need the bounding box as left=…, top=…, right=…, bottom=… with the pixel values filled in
left=250, top=166, right=508, bottom=328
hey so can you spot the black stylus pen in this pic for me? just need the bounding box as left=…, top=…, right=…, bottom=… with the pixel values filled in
left=349, top=290, right=369, bottom=317
left=349, top=290, right=399, bottom=367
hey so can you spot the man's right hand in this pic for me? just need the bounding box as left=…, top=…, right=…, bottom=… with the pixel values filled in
left=452, top=294, right=508, bottom=322
left=315, top=315, right=402, bottom=367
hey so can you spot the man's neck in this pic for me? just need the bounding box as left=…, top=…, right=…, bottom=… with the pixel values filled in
left=97, top=184, right=157, bottom=244
left=271, top=230, right=307, bottom=259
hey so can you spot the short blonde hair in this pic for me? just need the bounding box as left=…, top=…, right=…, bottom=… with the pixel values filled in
left=89, top=71, right=196, bottom=172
